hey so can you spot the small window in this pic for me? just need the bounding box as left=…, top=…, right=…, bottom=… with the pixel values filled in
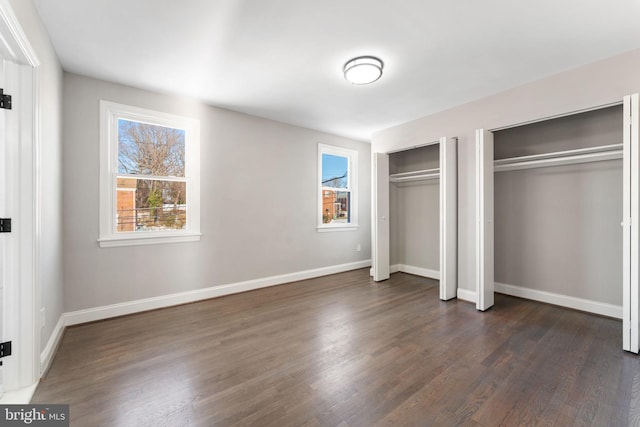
left=99, top=101, right=201, bottom=247
left=318, top=144, right=358, bottom=231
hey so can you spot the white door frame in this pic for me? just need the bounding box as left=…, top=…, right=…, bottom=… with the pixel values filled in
left=439, top=137, right=457, bottom=300
left=372, top=152, right=390, bottom=281
left=623, top=93, right=639, bottom=353
left=0, top=0, right=41, bottom=393
left=475, top=129, right=494, bottom=311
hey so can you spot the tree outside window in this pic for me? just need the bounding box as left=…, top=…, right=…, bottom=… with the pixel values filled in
left=99, top=101, right=200, bottom=247
left=116, top=120, right=187, bottom=232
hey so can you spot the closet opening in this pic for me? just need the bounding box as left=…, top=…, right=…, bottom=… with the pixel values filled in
left=372, top=137, right=457, bottom=301
left=476, top=105, right=623, bottom=316
left=389, top=144, right=440, bottom=283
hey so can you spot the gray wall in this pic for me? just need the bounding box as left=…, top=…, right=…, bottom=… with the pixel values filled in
left=390, top=182, right=439, bottom=270
left=494, top=106, right=623, bottom=305
left=9, top=0, right=64, bottom=355
left=494, top=106, right=623, bottom=159
left=63, top=73, right=371, bottom=312
left=373, top=48, right=640, bottom=298
left=389, top=145, right=439, bottom=270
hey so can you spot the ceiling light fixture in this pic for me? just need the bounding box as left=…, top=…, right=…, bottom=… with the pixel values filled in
left=343, top=56, right=383, bottom=85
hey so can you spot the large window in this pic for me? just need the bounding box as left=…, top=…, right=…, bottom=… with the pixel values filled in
left=318, top=144, right=358, bottom=231
left=99, top=101, right=201, bottom=247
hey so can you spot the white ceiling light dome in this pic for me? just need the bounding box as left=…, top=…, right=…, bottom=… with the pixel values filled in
left=343, top=56, right=383, bottom=85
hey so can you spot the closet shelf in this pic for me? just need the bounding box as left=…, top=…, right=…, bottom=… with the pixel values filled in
left=494, top=143, right=622, bottom=173
left=389, top=168, right=440, bottom=183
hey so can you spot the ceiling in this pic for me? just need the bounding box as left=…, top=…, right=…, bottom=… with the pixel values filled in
left=33, top=0, right=640, bottom=142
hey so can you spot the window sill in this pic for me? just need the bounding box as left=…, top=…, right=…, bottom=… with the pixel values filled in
left=98, top=232, right=202, bottom=248
left=317, top=225, right=359, bottom=233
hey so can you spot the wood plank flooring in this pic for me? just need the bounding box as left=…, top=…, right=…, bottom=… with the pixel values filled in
left=32, top=270, right=640, bottom=426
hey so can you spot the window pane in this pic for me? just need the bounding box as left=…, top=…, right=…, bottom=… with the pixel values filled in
left=118, top=119, right=185, bottom=177
left=321, top=190, right=350, bottom=224
left=322, top=154, right=348, bottom=189
left=116, top=178, right=187, bottom=232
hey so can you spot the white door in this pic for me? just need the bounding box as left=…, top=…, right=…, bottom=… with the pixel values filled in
left=439, top=137, right=457, bottom=300
left=0, top=2, right=41, bottom=395
left=623, top=93, right=640, bottom=353
left=372, top=152, right=390, bottom=281
left=0, top=57, right=29, bottom=394
left=0, top=58, right=18, bottom=396
left=0, top=60, right=5, bottom=396
left=476, top=129, right=494, bottom=311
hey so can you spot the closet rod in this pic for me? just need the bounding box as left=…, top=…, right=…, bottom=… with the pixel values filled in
left=390, top=172, right=440, bottom=183
left=494, top=144, right=621, bottom=166
left=494, top=143, right=622, bottom=173
left=389, top=168, right=440, bottom=178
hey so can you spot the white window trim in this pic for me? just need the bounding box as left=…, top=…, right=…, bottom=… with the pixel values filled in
left=317, top=143, right=358, bottom=232
left=98, top=101, right=201, bottom=247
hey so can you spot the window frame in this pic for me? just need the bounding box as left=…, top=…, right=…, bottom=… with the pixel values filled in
left=317, top=143, right=358, bottom=232
left=98, top=101, right=201, bottom=247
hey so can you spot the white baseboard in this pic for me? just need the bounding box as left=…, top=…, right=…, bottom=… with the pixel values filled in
left=452, top=284, right=622, bottom=317
left=399, top=265, right=440, bottom=280
left=64, top=260, right=372, bottom=326
left=456, top=288, right=477, bottom=303
left=40, top=315, right=66, bottom=375
left=391, top=264, right=440, bottom=280
left=0, top=382, right=38, bottom=404
left=495, top=282, right=622, bottom=319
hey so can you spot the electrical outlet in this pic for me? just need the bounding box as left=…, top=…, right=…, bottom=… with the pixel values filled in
left=356, top=243, right=361, bottom=252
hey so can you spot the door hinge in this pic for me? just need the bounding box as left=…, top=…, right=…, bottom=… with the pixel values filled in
left=0, top=341, right=11, bottom=365
left=0, top=341, right=11, bottom=357
left=0, top=88, right=11, bottom=110
left=0, top=218, right=11, bottom=233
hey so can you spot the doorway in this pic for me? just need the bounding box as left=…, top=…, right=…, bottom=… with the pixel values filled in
left=372, top=137, right=458, bottom=300
left=0, top=4, right=42, bottom=399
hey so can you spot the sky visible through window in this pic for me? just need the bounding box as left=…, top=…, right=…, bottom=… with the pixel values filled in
left=118, top=119, right=186, bottom=176
left=322, top=154, right=348, bottom=188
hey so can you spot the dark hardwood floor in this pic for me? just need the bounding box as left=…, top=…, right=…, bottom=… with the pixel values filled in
left=33, top=270, right=640, bottom=426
